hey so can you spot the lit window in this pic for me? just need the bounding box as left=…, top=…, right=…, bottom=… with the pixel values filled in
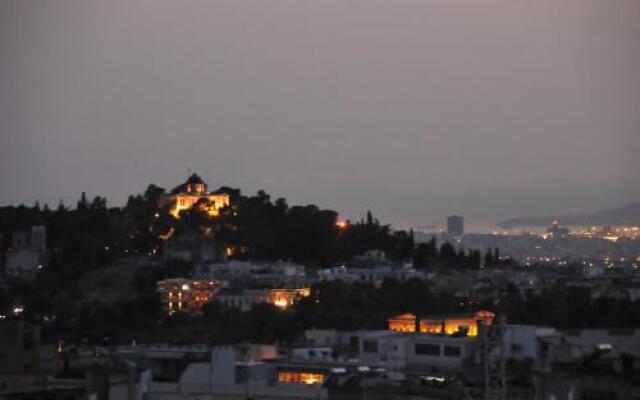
left=278, top=372, right=324, bottom=385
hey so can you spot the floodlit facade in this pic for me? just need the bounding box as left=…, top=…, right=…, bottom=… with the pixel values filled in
left=217, top=288, right=311, bottom=311
left=388, top=311, right=495, bottom=337
left=269, top=288, right=311, bottom=309
left=277, top=371, right=325, bottom=385
left=166, top=173, right=230, bottom=218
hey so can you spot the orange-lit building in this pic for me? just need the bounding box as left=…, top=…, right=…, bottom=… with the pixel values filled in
left=269, top=288, right=311, bottom=309
left=388, top=311, right=495, bottom=337
left=156, top=278, right=224, bottom=315
left=277, top=371, right=325, bottom=385
left=167, top=173, right=230, bottom=218
left=217, top=287, right=312, bottom=311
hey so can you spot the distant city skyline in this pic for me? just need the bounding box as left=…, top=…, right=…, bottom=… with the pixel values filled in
left=1, top=1, right=639, bottom=231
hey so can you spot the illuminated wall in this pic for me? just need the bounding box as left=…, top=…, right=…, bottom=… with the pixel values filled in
left=278, top=371, right=325, bottom=385
left=169, top=192, right=230, bottom=218
left=388, top=313, right=418, bottom=332
left=268, top=288, right=311, bottom=309
left=388, top=311, right=495, bottom=337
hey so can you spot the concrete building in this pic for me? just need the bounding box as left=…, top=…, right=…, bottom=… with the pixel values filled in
left=503, top=325, right=558, bottom=367
left=317, top=264, right=421, bottom=285
left=446, top=215, right=464, bottom=236
left=217, top=287, right=311, bottom=311
left=162, top=232, right=223, bottom=264
left=5, top=226, right=48, bottom=280
left=199, top=260, right=306, bottom=279
left=138, top=344, right=327, bottom=398
left=216, top=288, right=269, bottom=312
left=290, top=346, right=333, bottom=363
left=359, top=331, right=479, bottom=374
left=0, top=320, right=42, bottom=373
left=156, top=278, right=225, bottom=315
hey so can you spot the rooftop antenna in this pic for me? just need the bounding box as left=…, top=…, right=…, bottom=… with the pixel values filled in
left=483, top=301, right=506, bottom=400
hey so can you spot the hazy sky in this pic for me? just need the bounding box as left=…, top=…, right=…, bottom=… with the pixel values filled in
left=1, top=1, right=639, bottom=231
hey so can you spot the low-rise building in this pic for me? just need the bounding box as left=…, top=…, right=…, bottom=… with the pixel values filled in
left=360, top=331, right=479, bottom=374
left=0, top=320, right=41, bottom=373
left=217, top=287, right=311, bottom=311
left=5, top=226, right=48, bottom=280
left=162, top=232, right=223, bottom=264
left=156, top=278, right=224, bottom=315
left=318, top=264, right=421, bottom=285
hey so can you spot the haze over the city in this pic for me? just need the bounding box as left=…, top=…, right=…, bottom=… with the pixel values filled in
left=1, top=0, right=639, bottom=231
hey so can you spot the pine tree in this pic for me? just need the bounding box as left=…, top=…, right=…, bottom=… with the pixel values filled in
left=484, top=248, right=494, bottom=267
left=366, top=210, right=374, bottom=226
left=57, top=199, right=67, bottom=212
left=77, top=192, right=89, bottom=211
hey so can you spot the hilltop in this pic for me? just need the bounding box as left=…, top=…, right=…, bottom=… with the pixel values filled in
left=497, top=201, right=640, bottom=228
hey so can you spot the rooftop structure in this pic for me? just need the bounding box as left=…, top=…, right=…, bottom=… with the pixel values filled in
left=388, top=311, right=495, bottom=337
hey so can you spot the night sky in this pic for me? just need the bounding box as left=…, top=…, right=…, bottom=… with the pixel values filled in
left=1, top=1, right=639, bottom=231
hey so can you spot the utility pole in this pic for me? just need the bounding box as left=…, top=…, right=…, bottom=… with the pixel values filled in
left=483, top=314, right=506, bottom=400
left=208, top=344, right=212, bottom=398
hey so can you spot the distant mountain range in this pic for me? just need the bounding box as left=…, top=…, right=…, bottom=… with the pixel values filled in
left=497, top=201, right=640, bottom=228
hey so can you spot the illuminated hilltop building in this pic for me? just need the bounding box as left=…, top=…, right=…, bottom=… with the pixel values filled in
left=167, top=173, right=230, bottom=218
left=543, top=220, right=570, bottom=239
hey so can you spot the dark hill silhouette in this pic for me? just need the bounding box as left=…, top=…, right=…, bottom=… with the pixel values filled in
left=497, top=201, right=640, bottom=228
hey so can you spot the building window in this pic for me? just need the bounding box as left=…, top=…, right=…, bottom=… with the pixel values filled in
left=609, top=328, right=633, bottom=336
left=443, top=345, right=462, bottom=358
left=415, top=343, right=440, bottom=356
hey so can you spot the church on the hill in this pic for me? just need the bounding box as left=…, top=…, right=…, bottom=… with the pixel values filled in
left=167, top=173, right=230, bottom=218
